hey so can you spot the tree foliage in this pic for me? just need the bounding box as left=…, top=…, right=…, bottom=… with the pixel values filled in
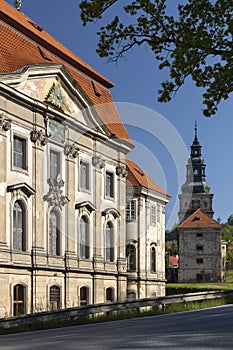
left=221, top=223, right=233, bottom=242
left=79, top=0, right=233, bottom=116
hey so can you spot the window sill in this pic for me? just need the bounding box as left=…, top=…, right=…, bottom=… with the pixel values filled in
left=12, top=166, right=29, bottom=175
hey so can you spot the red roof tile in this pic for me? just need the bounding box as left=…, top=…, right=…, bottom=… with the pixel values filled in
left=126, top=158, right=171, bottom=198
left=0, top=0, right=133, bottom=146
left=177, top=208, right=221, bottom=229
left=170, top=256, right=179, bottom=267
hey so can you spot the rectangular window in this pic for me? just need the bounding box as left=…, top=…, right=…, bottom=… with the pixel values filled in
left=196, top=245, right=204, bottom=251
left=106, top=171, right=114, bottom=198
left=157, top=204, right=161, bottom=223
left=80, top=161, right=90, bottom=191
left=50, top=150, right=60, bottom=180
left=151, top=204, right=157, bottom=225
left=13, top=135, right=26, bottom=170
left=196, top=274, right=203, bottom=282
left=196, top=258, right=203, bottom=264
left=197, top=233, right=203, bottom=237
left=126, top=200, right=136, bottom=221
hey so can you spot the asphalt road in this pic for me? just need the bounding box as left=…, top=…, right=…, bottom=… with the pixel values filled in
left=1, top=305, right=233, bottom=350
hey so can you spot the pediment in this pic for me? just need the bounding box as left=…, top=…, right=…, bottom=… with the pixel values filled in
left=0, top=64, right=111, bottom=136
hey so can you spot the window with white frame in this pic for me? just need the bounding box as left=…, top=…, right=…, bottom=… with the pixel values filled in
left=49, top=210, right=61, bottom=256
left=80, top=161, right=90, bottom=191
left=80, top=286, right=89, bottom=305
left=50, top=150, right=60, bottom=180
left=126, top=200, right=136, bottom=221
left=151, top=246, right=156, bottom=272
left=126, top=244, right=136, bottom=271
left=13, top=284, right=26, bottom=316
left=13, top=135, right=26, bottom=170
left=106, top=222, right=114, bottom=262
left=80, top=216, right=89, bottom=259
left=13, top=200, right=26, bottom=251
left=157, top=204, right=161, bottom=223
left=150, top=204, right=157, bottom=225
left=106, top=171, right=114, bottom=198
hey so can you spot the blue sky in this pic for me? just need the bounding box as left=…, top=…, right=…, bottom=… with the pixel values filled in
left=5, top=0, right=233, bottom=228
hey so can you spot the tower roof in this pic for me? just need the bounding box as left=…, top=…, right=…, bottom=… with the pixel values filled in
left=177, top=208, right=221, bottom=229
left=181, top=122, right=211, bottom=194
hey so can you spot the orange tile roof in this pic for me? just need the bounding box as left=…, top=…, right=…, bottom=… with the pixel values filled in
left=0, top=0, right=133, bottom=146
left=126, top=158, right=171, bottom=198
left=177, top=208, right=222, bottom=229
left=170, top=256, right=179, bottom=267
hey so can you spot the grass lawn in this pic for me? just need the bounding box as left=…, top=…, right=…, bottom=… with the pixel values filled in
left=166, top=270, right=233, bottom=295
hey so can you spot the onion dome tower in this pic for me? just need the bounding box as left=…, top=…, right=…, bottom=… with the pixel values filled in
left=178, top=122, right=214, bottom=222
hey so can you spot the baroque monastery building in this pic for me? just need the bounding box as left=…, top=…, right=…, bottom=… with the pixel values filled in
left=0, top=1, right=170, bottom=317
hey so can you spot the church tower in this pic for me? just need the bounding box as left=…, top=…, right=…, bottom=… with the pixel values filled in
left=178, top=122, right=214, bottom=222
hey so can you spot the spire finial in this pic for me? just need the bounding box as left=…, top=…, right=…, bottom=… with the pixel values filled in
left=194, top=120, right=198, bottom=139
left=14, top=0, right=22, bottom=10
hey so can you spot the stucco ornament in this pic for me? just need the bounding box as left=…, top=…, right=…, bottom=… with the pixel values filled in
left=43, top=178, right=69, bottom=209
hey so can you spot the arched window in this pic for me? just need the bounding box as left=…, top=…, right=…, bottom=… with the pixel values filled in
left=106, top=222, right=114, bottom=262
left=50, top=285, right=60, bottom=310
left=151, top=246, right=156, bottom=272
left=80, top=216, right=89, bottom=259
left=49, top=210, right=60, bottom=256
left=80, top=286, right=89, bottom=305
left=126, top=244, right=136, bottom=271
left=13, top=200, right=26, bottom=251
left=13, top=284, right=26, bottom=316
left=106, top=287, right=114, bottom=302
left=127, top=290, right=136, bottom=300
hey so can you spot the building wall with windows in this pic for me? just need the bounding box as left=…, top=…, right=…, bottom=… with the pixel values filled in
left=177, top=209, right=225, bottom=282
left=125, top=159, right=171, bottom=299
left=0, top=1, right=171, bottom=317
left=0, top=1, right=135, bottom=317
